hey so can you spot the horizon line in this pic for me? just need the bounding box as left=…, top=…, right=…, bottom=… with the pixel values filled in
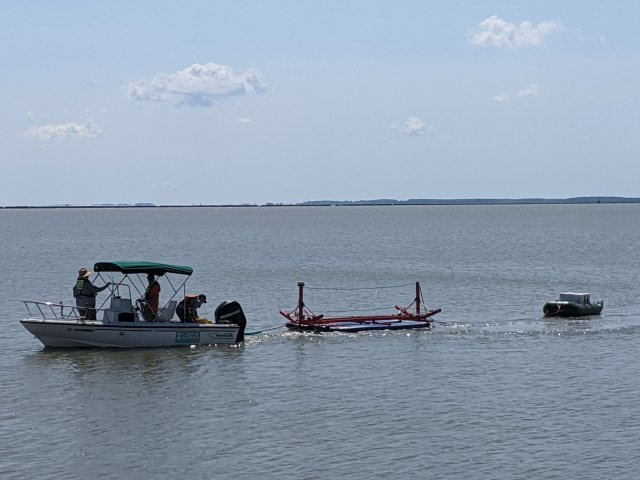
left=2, top=196, right=640, bottom=209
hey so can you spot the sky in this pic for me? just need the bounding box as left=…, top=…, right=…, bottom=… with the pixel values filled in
left=2, top=0, right=639, bottom=205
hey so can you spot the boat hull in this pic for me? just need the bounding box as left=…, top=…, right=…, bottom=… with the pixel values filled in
left=20, top=318, right=242, bottom=348
left=543, top=302, right=603, bottom=318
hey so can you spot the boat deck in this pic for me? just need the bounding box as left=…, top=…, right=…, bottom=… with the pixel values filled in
left=287, top=319, right=432, bottom=333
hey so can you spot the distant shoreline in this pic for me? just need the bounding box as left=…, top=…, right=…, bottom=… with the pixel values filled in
left=2, top=196, right=640, bottom=209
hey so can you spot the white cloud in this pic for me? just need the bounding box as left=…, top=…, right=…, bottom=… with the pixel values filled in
left=518, top=83, right=539, bottom=97
left=152, top=182, right=176, bottom=188
left=467, top=15, right=564, bottom=49
left=125, top=62, right=266, bottom=107
left=403, top=117, right=427, bottom=136
left=492, top=83, right=540, bottom=103
left=24, top=120, right=103, bottom=141
left=216, top=116, right=255, bottom=124
left=25, top=111, right=36, bottom=120
left=491, top=93, right=511, bottom=103
left=391, top=117, right=449, bottom=141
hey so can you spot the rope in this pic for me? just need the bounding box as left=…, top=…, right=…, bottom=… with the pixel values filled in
left=323, top=305, right=399, bottom=314
left=306, top=283, right=416, bottom=291
left=298, top=284, right=435, bottom=315
left=245, top=324, right=288, bottom=336
left=260, top=324, right=288, bottom=332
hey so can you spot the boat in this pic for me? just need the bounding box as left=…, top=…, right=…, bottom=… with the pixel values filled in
left=280, top=281, right=441, bottom=332
left=20, top=261, right=247, bottom=348
left=543, top=292, right=603, bottom=317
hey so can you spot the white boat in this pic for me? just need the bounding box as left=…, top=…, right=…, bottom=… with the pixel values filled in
left=20, top=261, right=247, bottom=348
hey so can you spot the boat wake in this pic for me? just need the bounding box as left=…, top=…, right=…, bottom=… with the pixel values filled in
left=243, top=313, right=640, bottom=342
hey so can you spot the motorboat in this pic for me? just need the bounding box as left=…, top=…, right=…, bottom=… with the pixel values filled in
left=543, top=292, right=603, bottom=317
left=20, top=261, right=247, bottom=348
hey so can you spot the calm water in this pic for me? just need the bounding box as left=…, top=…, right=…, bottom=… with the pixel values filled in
left=2, top=205, right=640, bottom=479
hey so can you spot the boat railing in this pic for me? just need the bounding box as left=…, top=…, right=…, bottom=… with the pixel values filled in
left=23, top=301, right=96, bottom=321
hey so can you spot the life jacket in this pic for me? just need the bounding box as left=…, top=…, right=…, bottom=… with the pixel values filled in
left=74, top=278, right=92, bottom=297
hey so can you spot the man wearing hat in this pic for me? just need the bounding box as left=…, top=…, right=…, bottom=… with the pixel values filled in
left=176, top=294, right=207, bottom=323
left=73, top=268, right=111, bottom=320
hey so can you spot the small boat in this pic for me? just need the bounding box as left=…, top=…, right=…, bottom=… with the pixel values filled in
left=543, top=292, right=603, bottom=317
left=280, top=281, right=441, bottom=332
left=20, top=261, right=247, bottom=348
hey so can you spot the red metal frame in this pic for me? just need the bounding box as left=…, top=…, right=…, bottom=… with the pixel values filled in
left=280, top=281, right=441, bottom=328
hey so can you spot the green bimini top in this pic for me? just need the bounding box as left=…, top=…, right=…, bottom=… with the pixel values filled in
left=93, top=261, right=193, bottom=276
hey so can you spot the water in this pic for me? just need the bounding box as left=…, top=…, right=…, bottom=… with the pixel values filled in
left=2, top=205, right=640, bottom=479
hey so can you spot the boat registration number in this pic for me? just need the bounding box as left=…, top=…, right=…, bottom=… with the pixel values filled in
left=175, top=331, right=200, bottom=344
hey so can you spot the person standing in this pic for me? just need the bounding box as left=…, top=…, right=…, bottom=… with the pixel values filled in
left=143, top=274, right=161, bottom=321
left=73, top=268, right=111, bottom=320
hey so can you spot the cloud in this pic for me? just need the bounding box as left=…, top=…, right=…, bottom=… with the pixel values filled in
left=125, top=62, right=266, bottom=107
left=491, top=93, right=511, bottom=103
left=24, top=120, right=103, bottom=141
left=389, top=117, right=449, bottom=141
left=517, top=83, right=539, bottom=97
left=467, top=15, right=564, bottom=49
left=152, top=182, right=175, bottom=188
left=492, top=83, right=539, bottom=103
left=403, top=117, right=427, bottom=136
left=216, top=116, right=255, bottom=124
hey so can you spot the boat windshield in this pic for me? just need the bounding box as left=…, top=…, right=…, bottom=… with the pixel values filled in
left=558, top=293, right=589, bottom=303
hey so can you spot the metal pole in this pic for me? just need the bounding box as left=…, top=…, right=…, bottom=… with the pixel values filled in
left=415, top=282, right=421, bottom=315
left=297, top=281, right=305, bottom=322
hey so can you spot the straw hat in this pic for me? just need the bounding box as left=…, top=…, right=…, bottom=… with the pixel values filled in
left=78, top=268, right=92, bottom=278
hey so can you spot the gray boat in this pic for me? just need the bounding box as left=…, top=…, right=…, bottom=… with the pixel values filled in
left=543, top=292, right=603, bottom=317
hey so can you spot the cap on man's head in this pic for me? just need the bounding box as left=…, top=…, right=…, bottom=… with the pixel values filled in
left=198, top=294, right=207, bottom=303
left=78, top=268, right=91, bottom=278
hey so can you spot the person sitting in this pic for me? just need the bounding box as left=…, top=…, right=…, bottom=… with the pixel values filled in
left=73, top=267, right=111, bottom=320
left=176, top=294, right=207, bottom=323
left=142, top=274, right=161, bottom=321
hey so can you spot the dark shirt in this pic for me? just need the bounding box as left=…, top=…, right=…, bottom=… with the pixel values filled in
left=176, top=297, right=202, bottom=321
left=73, top=278, right=108, bottom=307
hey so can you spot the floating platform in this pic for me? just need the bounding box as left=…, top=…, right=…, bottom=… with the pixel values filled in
left=280, top=281, right=441, bottom=333
left=287, top=319, right=435, bottom=333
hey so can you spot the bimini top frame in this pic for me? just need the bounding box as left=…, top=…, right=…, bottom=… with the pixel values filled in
left=92, top=260, right=193, bottom=313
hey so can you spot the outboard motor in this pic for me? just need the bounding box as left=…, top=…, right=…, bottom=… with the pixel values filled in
left=214, top=300, right=247, bottom=342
